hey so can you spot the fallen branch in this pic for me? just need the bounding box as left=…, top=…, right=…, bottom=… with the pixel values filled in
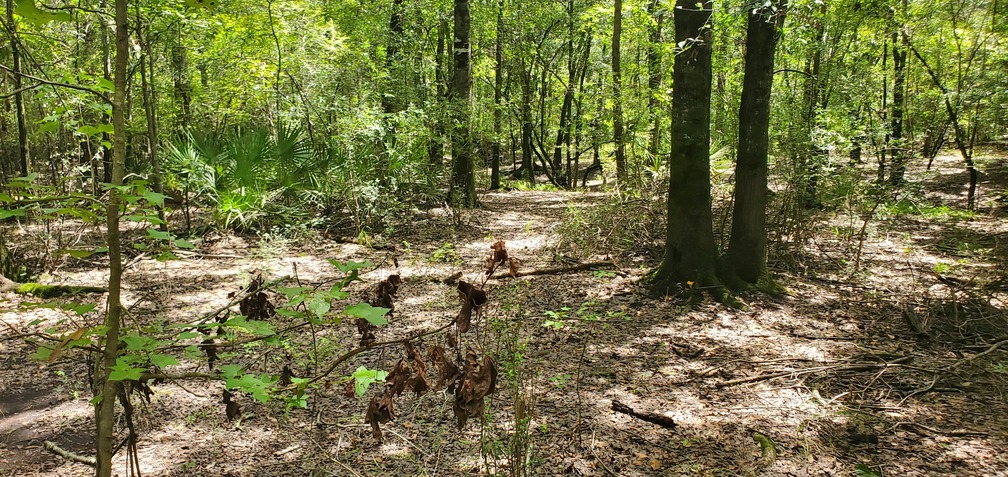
left=491, top=260, right=616, bottom=280
left=611, top=400, right=677, bottom=430
left=715, top=356, right=913, bottom=388
left=950, top=337, right=1008, bottom=368
left=897, top=422, right=989, bottom=438
left=44, top=440, right=96, bottom=466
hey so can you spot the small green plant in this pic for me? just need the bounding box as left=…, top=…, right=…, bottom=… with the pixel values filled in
left=549, top=373, right=572, bottom=389
left=855, top=463, right=882, bottom=477
left=991, top=362, right=1008, bottom=374
left=430, top=241, right=461, bottom=264
left=592, top=270, right=616, bottom=280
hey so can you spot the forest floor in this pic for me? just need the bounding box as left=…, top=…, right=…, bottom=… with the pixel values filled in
left=1, top=152, right=1007, bottom=477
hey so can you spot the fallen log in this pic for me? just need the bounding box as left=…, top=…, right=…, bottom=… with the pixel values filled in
left=611, top=400, right=677, bottom=430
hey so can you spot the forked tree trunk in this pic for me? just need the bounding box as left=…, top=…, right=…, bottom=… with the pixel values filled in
left=651, top=0, right=719, bottom=290
left=726, top=1, right=787, bottom=284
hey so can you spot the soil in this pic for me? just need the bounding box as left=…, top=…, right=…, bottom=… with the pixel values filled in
left=1, top=152, right=1007, bottom=476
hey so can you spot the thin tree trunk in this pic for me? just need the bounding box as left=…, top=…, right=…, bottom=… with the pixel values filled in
left=6, top=0, right=29, bottom=177
left=171, top=21, right=191, bottom=130
left=726, top=1, right=787, bottom=284
left=612, top=0, right=627, bottom=183
left=491, top=0, right=503, bottom=190
left=383, top=0, right=404, bottom=115
left=908, top=42, right=978, bottom=209
left=652, top=0, right=719, bottom=290
left=429, top=18, right=447, bottom=166
left=136, top=5, right=167, bottom=231
left=888, top=6, right=908, bottom=186
left=95, top=0, right=129, bottom=474
left=0, top=229, right=16, bottom=280
left=646, top=0, right=663, bottom=166
left=448, top=0, right=476, bottom=207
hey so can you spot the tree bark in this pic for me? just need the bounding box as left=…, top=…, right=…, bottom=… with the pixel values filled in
left=646, top=0, right=663, bottom=166
left=94, top=0, right=129, bottom=474
left=726, top=1, right=787, bottom=284
left=383, top=0, right=405, bottom=114
left=6, top=0, right=29, bottom=177
left=136, top=6, right=167, bottom=231
left=888, top=14, right=908, bottom=186
left=0, top=229, right=16, bottom=281
left=429, top=18, right=447, bottom=166
left=652, top=0, right=718, bottom=290
left=491, top=0, right=503, bottom=190
left=612, top=0, right=627, bottom=183
left=448, top=0, right=476, bottom=207
left=170, top=21, right=191, bottom=130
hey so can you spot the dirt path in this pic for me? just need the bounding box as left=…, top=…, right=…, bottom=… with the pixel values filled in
left=2, top=167, right=1007, bottom=476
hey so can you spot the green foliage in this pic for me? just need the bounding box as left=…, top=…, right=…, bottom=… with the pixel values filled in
left=556, top=193, right=666, bottom=259
left=430, top=242, right=461, bottom=264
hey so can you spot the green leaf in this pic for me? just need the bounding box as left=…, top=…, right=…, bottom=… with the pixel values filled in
left=176, top=331, right=202, bottom=340
left=142, top=190, right=167, bottom=206
left=149, top=353, right=179, bottom=368
left=63, top=249, right=96, bottom=259
left=307, top=296, right=331, bottom=321
left=0, top=208, right=27, bottom=220
left=109, top=358, right=146, bottom=381
left=120, top=332, right=158, bottom=351
left=31, top=346, right=54, bottom=361
left=328, top=259, right=373, bottom=274
left=223, top=316, right=275, bottom=336
left=350, top=366, right=388, bottom=397
left=14, top=0, right=71, bottom=24
left=147, top=229, right=173, bottom=241
left=66, top=303, right=96, bottom=316
left=344, top=303, right=390, bottom=326
left=173, top=239, right=195, bottom=249
left=219, top=364, right=242, bottom=379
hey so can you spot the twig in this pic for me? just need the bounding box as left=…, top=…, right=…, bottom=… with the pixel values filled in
left=950, top=337, right=1008, bottom=368
left=897, top=422, right=989, bottom=438
left=715, top=356, right=913, bottom=388
left=611, top=400, right=677, bottom=430
left=44, top=440, right=96, bottom=466
left=490, top=260, right=615, bottom=279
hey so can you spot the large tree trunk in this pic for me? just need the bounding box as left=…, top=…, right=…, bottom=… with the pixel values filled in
left=652, top=0, right=718, bottom=290
left=7, top=0, right=30, bottom=177
left=95, top=0, right=129, bottom=474
left=611, top=0, right=627, bottom=183
left=490, top=0, right=503, bottom=190
left=448, top=0, right=476, bottom=207
left=726, top=1, right=787, bottom=284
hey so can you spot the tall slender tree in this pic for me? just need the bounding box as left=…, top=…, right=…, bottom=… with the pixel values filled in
left=95, top=0, right=129, bottom=473
left=651, top=0, right=718, bottom=290
left=448, top=0, right=476, bottom=206
left=611, top=0, right=627, bottom=183
left=491, top=0, right=504, bottom=190
left=6, top=0, right=29, bottom=177
left=726, top=1, right=787, bottom=284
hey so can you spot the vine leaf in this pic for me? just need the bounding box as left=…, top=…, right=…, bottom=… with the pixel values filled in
left=345, top=303, right=391, bottom=326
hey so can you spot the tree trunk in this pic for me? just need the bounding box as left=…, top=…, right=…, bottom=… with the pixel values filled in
left=0, top=229, right=16, bottom=281
left=136, top=6, right=167, bottom=231
left=646, top=0, right=662, bottom=166
left=801, top=2, right=826, bottom=208
left=448, top=0, right=476, bottom=207
left=171, top=21, right=191, bottom=130
left=383, top=0, right=404, bottom=115
left=651, top=0, right=718, bottom=290
left=95, top=0, right=129, bottom=474
left=491, top=0, right=503, bottom=190
left=429, top=18, right=447, bottom=166
left=7, top=0, right=30, bottom=177
left=908, top=43, right=978, bottom=209
left=888, top=28, right=908, bottom=185
left=612, top=0, right=627, bottom=183
left=520, top=67, right=534, bottom=184
left=726, top=1, right=787, bottom=284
